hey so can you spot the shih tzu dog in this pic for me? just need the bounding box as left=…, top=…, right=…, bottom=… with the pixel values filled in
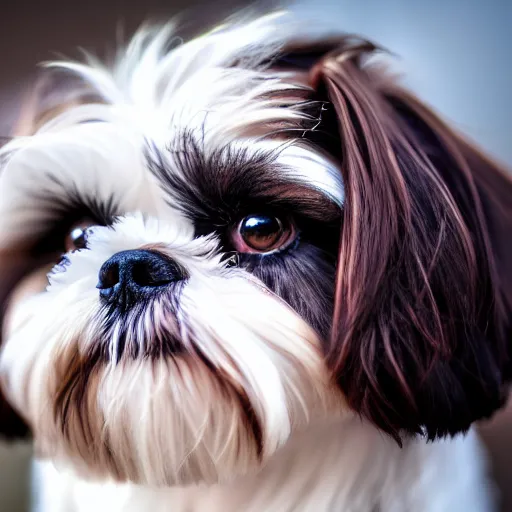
left=0, top=11, right=511, bottom=512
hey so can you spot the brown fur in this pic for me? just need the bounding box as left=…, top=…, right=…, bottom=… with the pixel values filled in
left=293, top=40, right=512, bottom=442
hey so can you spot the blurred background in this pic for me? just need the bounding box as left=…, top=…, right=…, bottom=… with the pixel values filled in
left=0, top=0, right=511, bottom=510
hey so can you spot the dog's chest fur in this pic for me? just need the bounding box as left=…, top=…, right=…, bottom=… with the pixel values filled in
left=34, top=419, right=494, bottom=512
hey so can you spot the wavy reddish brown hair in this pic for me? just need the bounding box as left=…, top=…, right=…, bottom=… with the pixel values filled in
left=278, top=39, right=512, bottom=442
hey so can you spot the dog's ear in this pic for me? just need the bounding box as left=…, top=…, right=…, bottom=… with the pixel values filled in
left=0, top=389, right=30, bottom=440
left=0, top=69, right=102, bottom=440
left=276, top=39, right=512, bottom=442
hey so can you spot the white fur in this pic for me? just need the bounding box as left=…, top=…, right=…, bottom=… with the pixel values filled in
left=31, top=423, right=495, bottom=512
left=0, top=11, right=497, bottom=512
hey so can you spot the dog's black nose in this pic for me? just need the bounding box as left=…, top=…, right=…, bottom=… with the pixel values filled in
left=97, top=249, right=185, bottom=307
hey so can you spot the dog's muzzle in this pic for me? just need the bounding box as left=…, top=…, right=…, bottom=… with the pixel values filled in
left=96, top=249, right=186, bottom=309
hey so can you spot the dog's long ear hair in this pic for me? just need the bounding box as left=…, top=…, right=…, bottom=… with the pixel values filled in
left=0, top=70, right=100, bottom=440
left=275, top=39, right=512, bottom=442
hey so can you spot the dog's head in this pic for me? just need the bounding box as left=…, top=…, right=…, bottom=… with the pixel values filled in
left=0, top=12, right=511, bottom=485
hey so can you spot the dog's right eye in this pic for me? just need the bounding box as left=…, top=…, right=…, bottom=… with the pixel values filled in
left=64, top=220, right=95, bottom=252
left=231, top=214, right=297, bottom=254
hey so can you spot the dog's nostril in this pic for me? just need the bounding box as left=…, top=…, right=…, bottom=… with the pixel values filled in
left=98, top=263, right=120, bottom=290
left=130, top=260, right=181, bottom=287
left=97, top=249, right=186, bottom=305
left=131, top=262, right=155, bottom=287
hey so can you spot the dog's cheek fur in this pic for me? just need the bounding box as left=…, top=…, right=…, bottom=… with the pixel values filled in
left=296, top=43, right=512, bottom=441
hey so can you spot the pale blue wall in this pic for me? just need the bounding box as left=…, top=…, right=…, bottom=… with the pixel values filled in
left=294, top=0, right=512, bottom=166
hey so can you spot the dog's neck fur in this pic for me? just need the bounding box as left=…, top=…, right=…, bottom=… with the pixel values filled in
left=34, top=418, right=492, bottom=512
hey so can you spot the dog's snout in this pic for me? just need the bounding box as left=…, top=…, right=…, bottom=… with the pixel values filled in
left=97, top=249, right=185, bottom=306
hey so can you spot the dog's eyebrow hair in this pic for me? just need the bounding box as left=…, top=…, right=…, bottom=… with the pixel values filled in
left=28, top=172, right=120, bottom=225
left=145, top=134, right=340, bottom=224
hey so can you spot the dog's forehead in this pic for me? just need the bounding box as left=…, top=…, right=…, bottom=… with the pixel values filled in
left=0, top=13, right=344, bottom=248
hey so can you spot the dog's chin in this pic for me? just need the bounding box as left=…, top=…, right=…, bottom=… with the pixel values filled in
left=0, top=226, right=339, bottom=486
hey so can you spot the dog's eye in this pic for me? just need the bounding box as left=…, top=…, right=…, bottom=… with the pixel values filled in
left=64, top=221, right=95, bottom=252
left=232, top=214, right=296, bottom=254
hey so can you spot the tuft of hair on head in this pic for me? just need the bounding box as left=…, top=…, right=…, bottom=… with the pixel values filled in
left=272, top=35, right=512, bottom=443
left=13, top=68, right=104, bottom=137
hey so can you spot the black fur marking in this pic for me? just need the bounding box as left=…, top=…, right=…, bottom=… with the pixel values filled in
left=146, top=133, right=339, bottom=225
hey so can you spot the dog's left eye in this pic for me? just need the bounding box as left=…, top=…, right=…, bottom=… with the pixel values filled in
left=231, top=214, right=296, bottom=254
left=64, top=220, right=95, bottom=252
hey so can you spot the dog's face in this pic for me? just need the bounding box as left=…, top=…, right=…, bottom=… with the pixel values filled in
left=0, top=17, right=346, bottom=486
left=1, top=13, right=511, bottom=487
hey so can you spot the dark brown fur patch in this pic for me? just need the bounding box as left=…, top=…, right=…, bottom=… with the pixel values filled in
left=0, top=386, right=29, bottom=439
left=282, top=39, right=512, bottom=442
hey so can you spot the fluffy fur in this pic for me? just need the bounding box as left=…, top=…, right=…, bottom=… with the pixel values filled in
left=0, top=11, right=510, bottom=512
